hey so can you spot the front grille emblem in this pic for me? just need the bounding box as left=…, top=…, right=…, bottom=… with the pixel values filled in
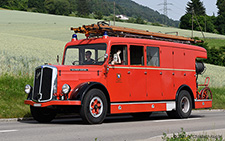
left=38, top=93, right=42, bottom=101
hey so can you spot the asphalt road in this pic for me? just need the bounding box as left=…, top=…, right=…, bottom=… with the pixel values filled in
left=0, top=110, right=224, bottom=141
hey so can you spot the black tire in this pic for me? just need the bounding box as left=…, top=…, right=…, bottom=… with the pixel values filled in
left=80, top=89, right=107, bottom=124
left=30, top=106, right=56, bottom=123
left=167, top=90, right=192, bottom=119
left=131, top=112, right=152, bottom=120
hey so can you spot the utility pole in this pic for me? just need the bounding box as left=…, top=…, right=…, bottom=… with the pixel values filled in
left=114, top=1, right=115, bottom=26
left=193, top=9, right=205, bottom=40
left=192, top=8, right=194, bottom=38
left=158, top=0, right=172, bottom=25
left=205, top=15, right=206, bottom=32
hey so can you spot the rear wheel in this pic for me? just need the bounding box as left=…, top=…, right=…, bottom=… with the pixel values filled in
left=80, top=89, right=107, bottom=124
left=167, top=90, right=192, bottom=118
left=30, top=106, right=56, bottom=123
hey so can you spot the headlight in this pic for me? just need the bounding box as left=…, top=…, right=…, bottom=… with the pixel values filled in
left=25, top=85, right=32, bottom=94
left=62, top=84, right=71, bottom=94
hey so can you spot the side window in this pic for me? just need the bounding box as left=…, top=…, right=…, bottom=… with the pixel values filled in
left=147, top=47, right=160, bottom=67
left=110, top=45, right=128, bottom=65
left=130, top=45, right=144, bottom=65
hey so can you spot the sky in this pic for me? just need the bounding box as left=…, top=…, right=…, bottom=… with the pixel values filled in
left=132, top=0, right=218, bottom=21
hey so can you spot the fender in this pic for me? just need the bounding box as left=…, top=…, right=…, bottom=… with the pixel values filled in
left=69, top=82, right=109, bottom=104
left=175, top=84, right=195, bottom=108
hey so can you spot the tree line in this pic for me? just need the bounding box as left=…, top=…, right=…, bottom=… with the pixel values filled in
left=0, top=0, right=179, bottom=27
left=180, top=0, right=225, bottom=67
left=180, top=0, right=225, bottom=35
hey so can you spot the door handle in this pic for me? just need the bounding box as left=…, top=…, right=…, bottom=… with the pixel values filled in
left=128, top=71, right=130, bottom=74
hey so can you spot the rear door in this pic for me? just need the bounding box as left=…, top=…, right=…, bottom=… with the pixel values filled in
left=146, top=46, right=162, bottom=101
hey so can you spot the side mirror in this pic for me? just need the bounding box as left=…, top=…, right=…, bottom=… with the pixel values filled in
left=57, top=55, right=60, bottom=65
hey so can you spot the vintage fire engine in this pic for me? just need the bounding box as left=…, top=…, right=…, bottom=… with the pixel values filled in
left=24, top=22, right=212, bottom=124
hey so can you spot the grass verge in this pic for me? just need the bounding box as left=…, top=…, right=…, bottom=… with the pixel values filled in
left=0, top=74, right=33, bottom=118
left=0, top=75, right=224, bottom=118
left=210, top=87, right=225, bottom=109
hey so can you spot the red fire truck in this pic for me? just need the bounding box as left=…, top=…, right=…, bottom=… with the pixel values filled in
left=24, top=22, right=212, bottom=124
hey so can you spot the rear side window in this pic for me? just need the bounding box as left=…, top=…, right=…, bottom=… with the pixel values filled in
left=147, top=47, right=160, bottom=67
left=130, top=45, right=144, bottom=65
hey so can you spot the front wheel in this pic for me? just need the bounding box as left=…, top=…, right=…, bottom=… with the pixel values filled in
left=167, top=90, right=192, bottom=119
left=80, top=89, right=107, bottom=124
left=30, top=106, right=56, bottom=123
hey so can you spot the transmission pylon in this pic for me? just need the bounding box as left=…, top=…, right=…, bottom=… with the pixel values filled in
left=158, top=0, right=172, bottom=25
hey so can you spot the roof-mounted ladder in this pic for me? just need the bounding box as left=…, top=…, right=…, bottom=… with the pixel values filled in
left=71, top=21, right=203, bottom=44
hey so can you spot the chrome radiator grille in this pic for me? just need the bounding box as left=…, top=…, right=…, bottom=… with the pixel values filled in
left=32, top=66, right=57, bottom=102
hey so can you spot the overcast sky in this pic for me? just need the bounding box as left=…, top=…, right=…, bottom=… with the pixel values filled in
left=132, top=0, right=218, bottom=21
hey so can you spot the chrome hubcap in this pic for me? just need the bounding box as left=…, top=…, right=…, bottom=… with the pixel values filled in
left=89, top=97, right=103, bottom=118
left=181, top=96, right=190, bottom=113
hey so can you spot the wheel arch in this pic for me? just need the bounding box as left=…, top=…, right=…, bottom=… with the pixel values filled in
left=69, top=82, right=111, bottom=113
left=176, top=85, right=195, bottom=109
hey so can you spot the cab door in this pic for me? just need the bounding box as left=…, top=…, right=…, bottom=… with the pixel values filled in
left=107, top=45, right=130, bottom=102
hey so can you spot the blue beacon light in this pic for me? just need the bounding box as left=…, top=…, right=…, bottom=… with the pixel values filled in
left=103, top=31, right=108, bottom=39
left=71, top=34, right=78, bottom=41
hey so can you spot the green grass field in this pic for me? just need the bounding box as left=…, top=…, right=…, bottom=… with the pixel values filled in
left=0, top=10, right=225, bottom=118
left=205, top=38, right=225, bottom=48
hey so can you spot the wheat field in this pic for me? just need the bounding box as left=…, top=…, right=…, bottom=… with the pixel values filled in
left=0, top=10, right=225, bottom=87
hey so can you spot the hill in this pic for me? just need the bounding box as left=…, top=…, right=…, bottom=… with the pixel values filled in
left=103, top=0, right=179, bottom=27
left=0, top=0, right=179, bottom=27
left=0, top=10, right=225, bottom=87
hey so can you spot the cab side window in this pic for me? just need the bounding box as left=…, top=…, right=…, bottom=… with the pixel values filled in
left=110, top=45, right=128, bottom=65
left=130, top=45, right=144, bottom=65
left=147, top=47, right=160, bottom=67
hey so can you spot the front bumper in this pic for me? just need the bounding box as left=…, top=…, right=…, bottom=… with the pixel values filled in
left=24, top=100, right=81, bottom=107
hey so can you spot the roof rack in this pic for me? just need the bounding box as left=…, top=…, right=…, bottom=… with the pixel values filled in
left=71, top=21, right=203, bottom=44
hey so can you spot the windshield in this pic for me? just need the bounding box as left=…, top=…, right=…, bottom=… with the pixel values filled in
left=63, top=43, right=107, bottom=65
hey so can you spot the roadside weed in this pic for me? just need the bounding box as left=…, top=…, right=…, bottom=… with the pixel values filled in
left=162, top=128, right=223, bottom=141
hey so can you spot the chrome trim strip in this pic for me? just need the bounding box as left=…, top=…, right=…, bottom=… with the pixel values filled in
left=38, top=68, right=44, bottom=102
left=194, top=99, right=212, bottom=102
left=109, top=66, right=195, bottom=72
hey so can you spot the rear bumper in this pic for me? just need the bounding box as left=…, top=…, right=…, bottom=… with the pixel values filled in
left=24, top=100, right=81, bottom=107
left=194, top=99, right=212, bottom=109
